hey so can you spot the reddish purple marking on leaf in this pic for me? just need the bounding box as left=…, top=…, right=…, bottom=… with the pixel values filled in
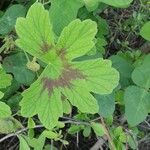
left=40, top=41, right=53, bottom=52
left=40, top=48, right=86, bottom=96
left=41, top=66, right=85, bottom=96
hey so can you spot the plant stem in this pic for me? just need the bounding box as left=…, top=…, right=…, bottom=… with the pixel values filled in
left=0, top=119, right=90, bottom=143
left=0, top=125, right=43, bottom=143
left=100, top=117, right=116, bottom=150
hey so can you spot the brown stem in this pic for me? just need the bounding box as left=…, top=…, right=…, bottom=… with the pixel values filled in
left=100, top=117, right=116, bottom=150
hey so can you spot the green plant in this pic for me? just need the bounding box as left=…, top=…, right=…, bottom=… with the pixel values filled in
left=15, top=2, right=119, bottom=129
left=0, top=0, right=150, bottom=149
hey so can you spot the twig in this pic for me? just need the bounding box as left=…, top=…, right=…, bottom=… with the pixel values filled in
left=0, top=119, right=90, bottom=143
left=100, top=117, right=116, bottom=150
left=0, top=125, right=43, bottom=143
left=76, top=132, right=79, bottom=148
left=90, top=117, right=101, bottom=123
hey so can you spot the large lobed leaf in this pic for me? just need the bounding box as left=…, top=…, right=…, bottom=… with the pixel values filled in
left=16, top=3, right=119, bottom=128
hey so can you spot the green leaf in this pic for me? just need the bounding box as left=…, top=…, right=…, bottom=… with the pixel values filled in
left=0, top=117, right=23, bottom=134
left=62, top=99, right=72, bottom=114
left=140, top=21, right=150, bottom=41
left=97, top=17, right=109, bottom=37
left=99, top=0, right=133, bottom=8
left=91, top=122, right=105, bottom=137
left=143, top=54, right=150, bottom=66
left=132, top=63, right=150, bottom=90
left=42, top=130, right=59, bottom=139
left=0, top=101, right=11, bottom=118
left=49, top=0, right=83, bottom=35
left=96, top=38, right=107, bottom=55
left=25, top=134, right=45, bottom=150
left=44, top=145, right=58, bottom=150
left=28, top=118, right=35, bottom=128
left=2, top=79, right=20, bottom=101
left=56, top=19, right=97, bottom=61
left=7, top=93, right=22, bottom=111
left=83, top=126, right=91, bottom=137
left=20, top=74, right=63, bottom=128
left=113, top=126, right=123, bottom=137
left=0, top=65, right=12, bottom=89
left=83, top=0, right=99, bottom=11
left=0, top=4, right=26, bottom=35
left=95, top=93, right=115, bottom=118
left=73, top=59, right=119, bottom=94
left=3, top=52, right=35, bottom=85
left=125, top=86, right=150, bottom=126
left=15, top=2, right=54, bottom=64
left=68, top=125, right=84, bottom=134
left=18, top=136, right=30, bottom=150
left=16, top=3, right=119, bottom=129
left=127, top=134, right=138, bottom=149
left=110, top=55, right=133, bottom=87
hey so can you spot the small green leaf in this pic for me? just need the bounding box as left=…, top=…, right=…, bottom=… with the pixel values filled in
left=0, top=4, right=26, bottom=35
left=59, top=139, right=69, bottom=145
left=28, top=118, right=35, bottom=128
left=91, top=122, right=105, bottom=137
left=0, top=117, right=22, bottom=134
left=68, top=125, right=84, bottom=134
left=44, top=145, right=58, bottom=150
left=95, top=93, right=115, bottom=118
left=125, top=86, right=150, bottom=126
left=2, top=79, right=20, bottom=100
left=25, top=134, right=45, bottom=150
left=42, top=130, right=59, bottom=139
left=127, top=134, right=138, bottom=149
left=132, top=63, right=150, bottom=90
left=7, top=93, right=22, bottom=111
left=0, top=65, right=12, bottom=89
left=110, top=55, right=133, bottom=87
left=18, top=135, right=30, bottom=150
left=0, top=102, right=11, bottom=118
left=83, top=126, right=91, bottom=137
left=49, top=0, right=83, bottom=35
left=140, top=21, right=150, bottom=41
left=57, top=122, right=65, bottom=128
left=119, top=133, right=126, bottom=143
left=113, top=126, right=123, bottom=137
left=3, top=52, right=35, bottom=85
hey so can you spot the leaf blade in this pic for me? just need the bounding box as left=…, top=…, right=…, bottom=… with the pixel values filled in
left=15, top=2, right=55, bottom=64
